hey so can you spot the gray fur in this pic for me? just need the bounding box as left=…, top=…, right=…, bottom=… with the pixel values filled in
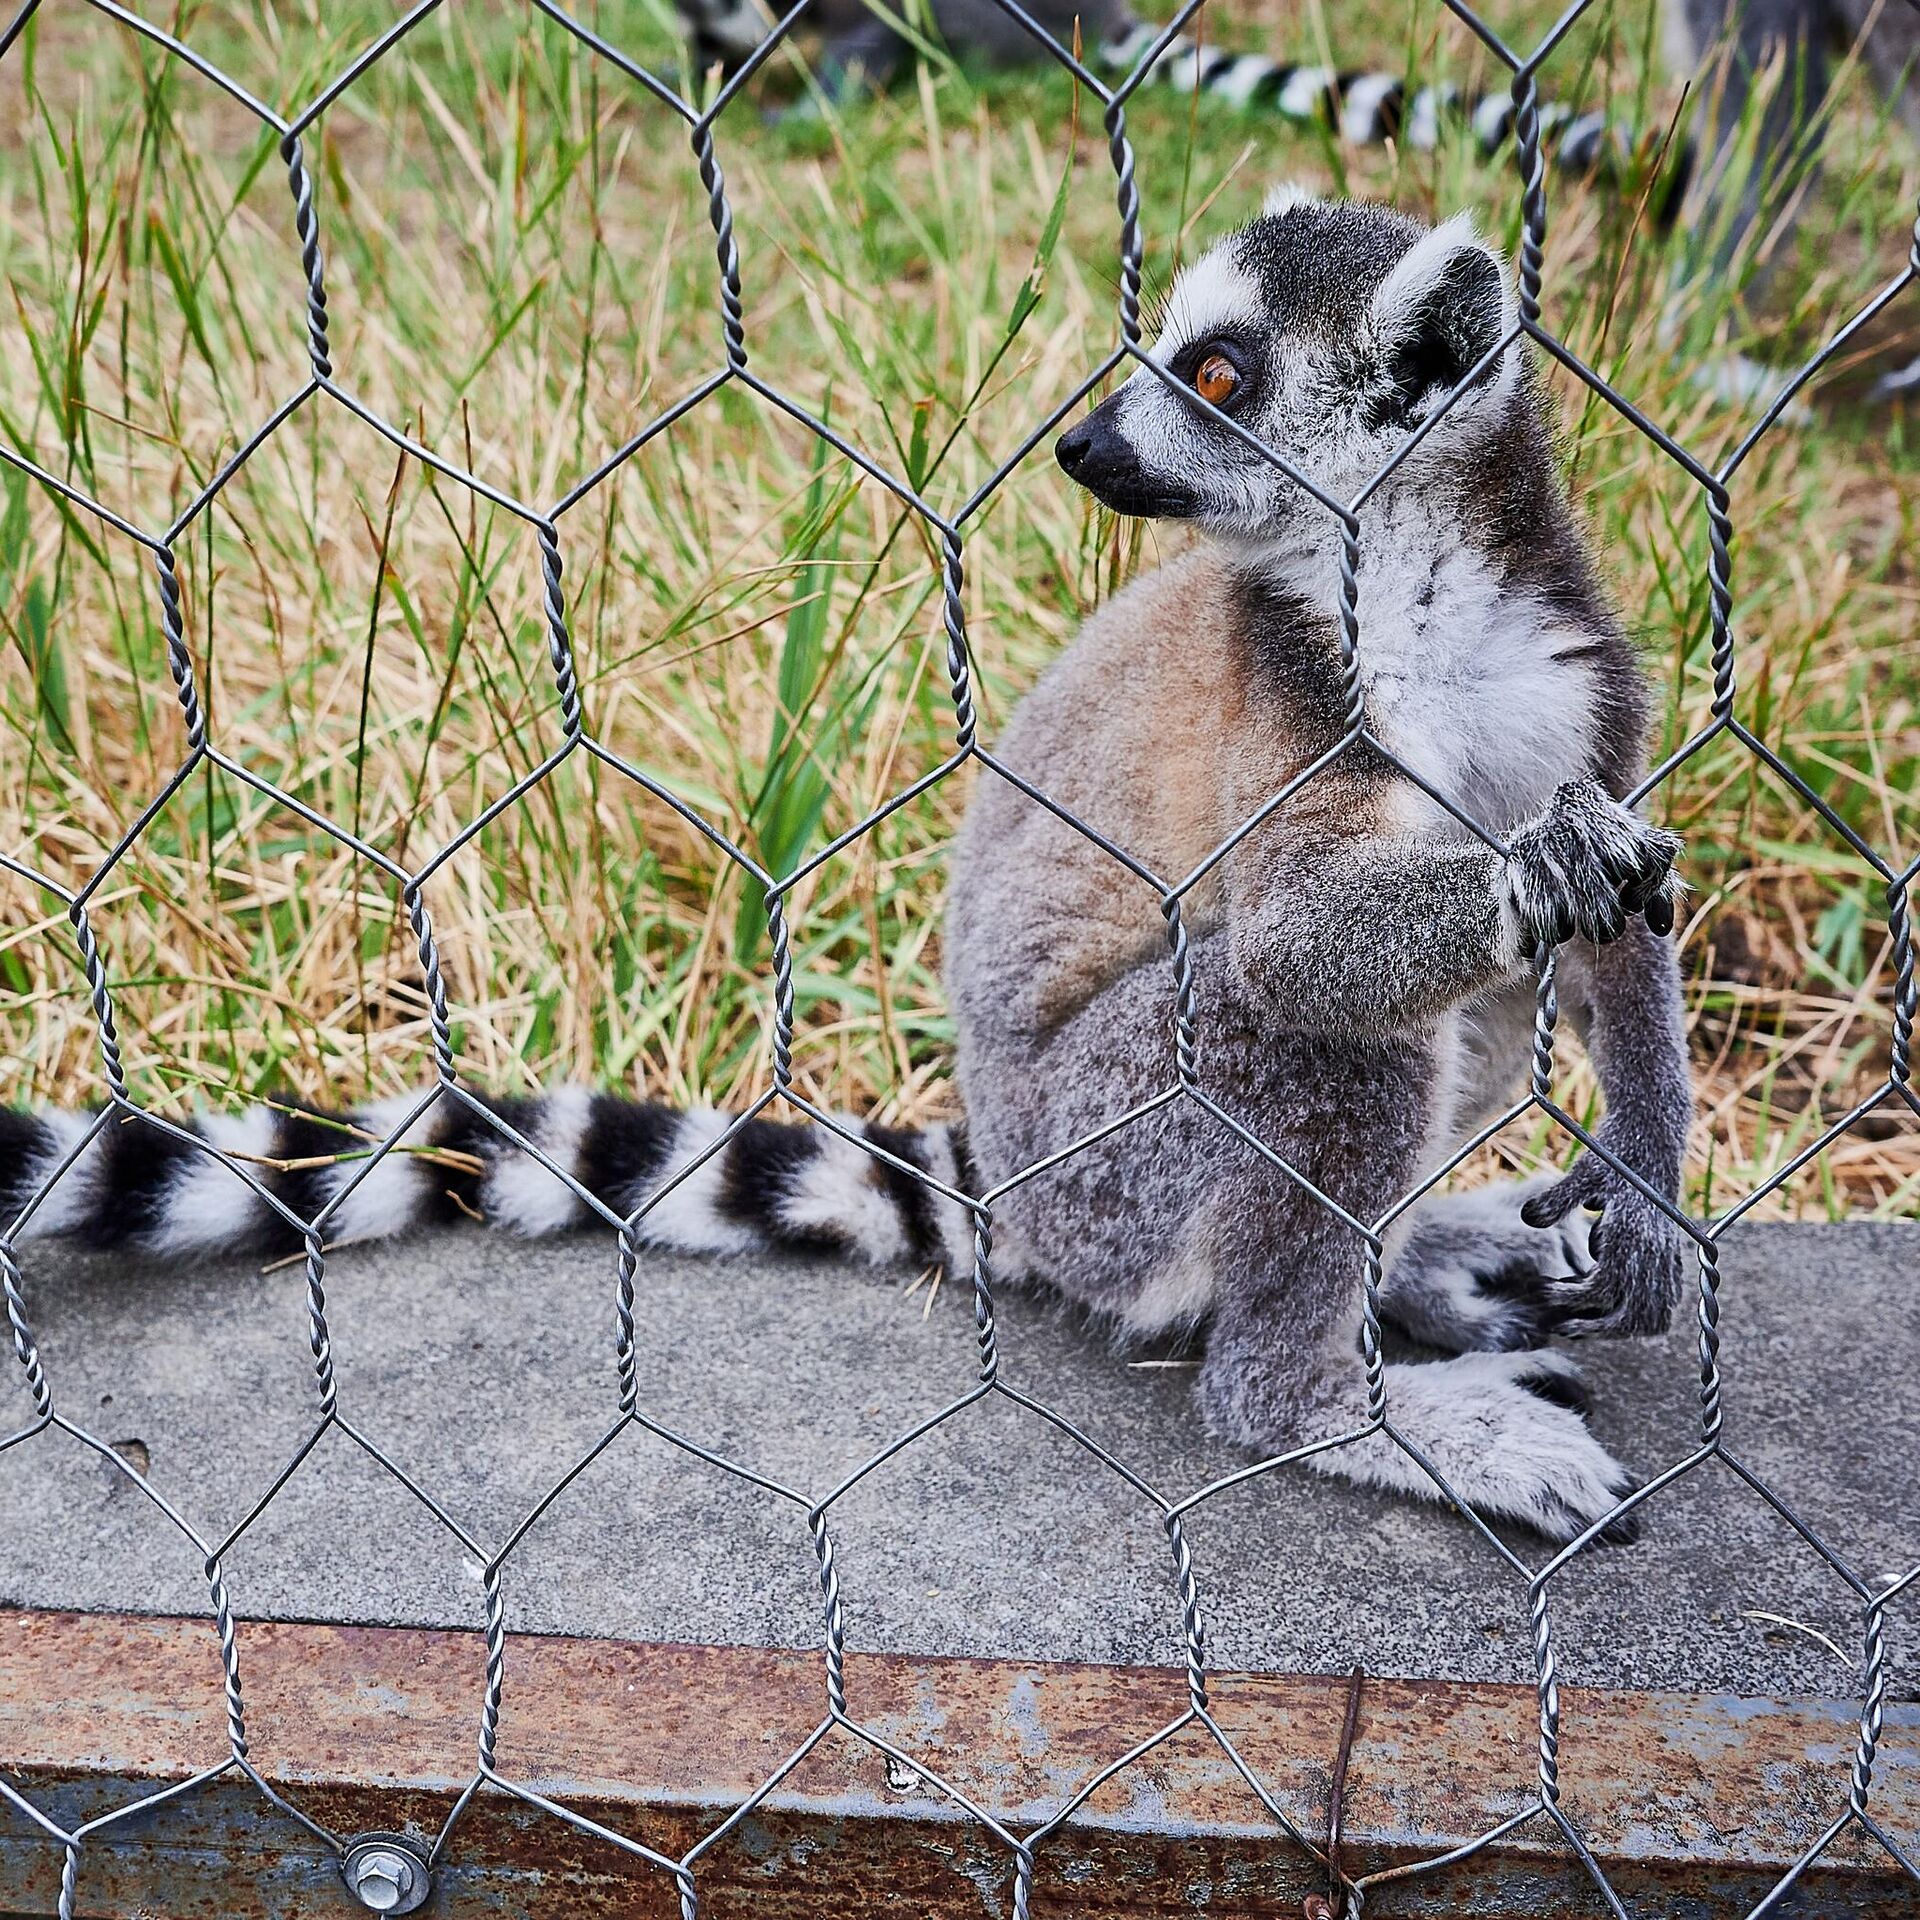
left=1672, top=0, right=1920, bottom=399
left=956, top=195, right=1694, bottom=1541
left=1382, top=1175, right=1597, bottom=1353
left=1675, top=0, right=1920, bottom=278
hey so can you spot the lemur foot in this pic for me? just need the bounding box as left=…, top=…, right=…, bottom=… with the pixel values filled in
left=1308, top=1350, right=1640, bottom=1544
left=1503, top=778, right=1683, bottom=954
left=1520, top=1137, right=1689, bottom=1339
left=1383, top=1175, right=1594, bottom=1352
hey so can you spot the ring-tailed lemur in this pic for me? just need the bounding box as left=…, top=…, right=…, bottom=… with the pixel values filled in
left=676, top=0, right=1691, bottom=212
left=0, top=198, right=1692, bottom=1545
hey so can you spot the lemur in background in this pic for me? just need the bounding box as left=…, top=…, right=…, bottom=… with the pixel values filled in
left=675, top=0, right=1691, bottom=210
left=1677, top=0, right=1920, bottom=278
left=0, top=197, right=1691, bottom=1544
left=1673, top=0, right=1920, bottom=401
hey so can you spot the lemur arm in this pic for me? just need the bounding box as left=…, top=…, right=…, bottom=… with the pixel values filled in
left=1226, top=775, right=1682, bottom=1041
left=1522, top=920, right=1692, bottom=1337
left=1227, top=833, right=1520, bottom=1035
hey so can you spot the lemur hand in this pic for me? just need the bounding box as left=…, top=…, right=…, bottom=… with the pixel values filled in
left=1502, top=779, right=1683, bottom=956
left=1521, top=1115, right=1689, bottom=1338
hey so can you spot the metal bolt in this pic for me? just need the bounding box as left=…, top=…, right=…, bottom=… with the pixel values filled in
left=341, top=1836, right=431, bottom=1915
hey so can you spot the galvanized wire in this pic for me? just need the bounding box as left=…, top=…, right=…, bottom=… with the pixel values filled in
left=0, top=0, right=1916, bottom=1915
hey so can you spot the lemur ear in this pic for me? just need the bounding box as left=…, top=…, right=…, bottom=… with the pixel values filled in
left=1368, top=217, right=1515, bottom=428
left=1262, top=178, right=1320, bottom=217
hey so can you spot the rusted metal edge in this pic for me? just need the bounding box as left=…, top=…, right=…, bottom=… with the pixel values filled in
left=0, top=1609, right=1913, bottom=1916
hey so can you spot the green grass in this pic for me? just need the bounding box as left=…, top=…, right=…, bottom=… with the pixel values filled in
left=0, top=0, right=1916, bottom=1218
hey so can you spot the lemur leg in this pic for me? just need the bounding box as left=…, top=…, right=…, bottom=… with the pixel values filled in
left=1381, top=1176, right=1597, bottom=1353
left=1673, top=0, right=1834, bottom=298
left=1185, top=1026, right=1635, bottom=1544
left=1532, top=921, right=1693, bottom=1338
left=1202, top=1168, right=1637, bottom=1546
left=815, top=15, right=908, bottom=97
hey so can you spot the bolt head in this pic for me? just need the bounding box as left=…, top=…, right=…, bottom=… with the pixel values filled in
left=342, top=1837, right=430, bottom=1915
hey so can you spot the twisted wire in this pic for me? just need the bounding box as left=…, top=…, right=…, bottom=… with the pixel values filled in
left=1, top=1242, right=52, bottom=1420
left=1888, top=882, right=1913, bottom=1089
left=479, top=1566, right=507, bottom=1772
left=810, top=1510, right=848, bottom=1719
left=302, top=1228, right=340, bottom=1418
left=1162, top=895, right=1199, bottom=1085
left=152, top=546, right=207, bottom=750
left=1530, top=1581, right=1561, bottom=1804
left=536, top=524, right=584, bottom=740
left=281, top=134, right=333, bottom=379
left=1696, top=1240, right=1724, bottom=1446
left=1530, top=953, right=1559, bottom=1099
left=68, top=904, right=127, bottom=1101
left=1011, top=1842, right=1036, bottom=1920
left=614, top=1221, right=642, bottom=1415
left=940, top=530, right=977, bottom=753
left=1166, top=1510, right=1209, bottom=1712
left=1360, top=1241, right=1387, bottom=1424
left=205, top=1557, right=249, bottom=1760
left=767, top=891, right=796, bottom=1090
left=693, top=123, right=746, bottom=370
left=1850, top=1599, right=1886, bottom=1816
left=1706, top=482, right=1736, bottom=718
left=403, top=886, right=456, bottom=1083
left=971, top=1208, right=1000, bottom=1384
left=1507, top=73, right=1547, bottom=327
left=1105, top=99, right=1143, bottom=344
left=1336, top=517, right=1365, bottom=737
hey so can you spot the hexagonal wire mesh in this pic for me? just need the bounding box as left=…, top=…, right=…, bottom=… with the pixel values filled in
left=0, top=0, right=1916, bottom=1913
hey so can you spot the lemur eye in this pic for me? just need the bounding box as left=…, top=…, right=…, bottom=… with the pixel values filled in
left=1193, top=352, right=1240, bottom=407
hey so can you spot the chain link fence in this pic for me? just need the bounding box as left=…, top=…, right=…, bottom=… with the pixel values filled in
left=0, top=0, right=1917, bottom=1913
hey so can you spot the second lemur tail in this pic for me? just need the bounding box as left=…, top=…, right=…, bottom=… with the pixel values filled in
left=1097, top=25, right=1694, bottom=225
left=0, top=1093, right=975, bottom=1272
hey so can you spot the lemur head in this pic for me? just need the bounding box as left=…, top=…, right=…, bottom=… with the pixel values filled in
left=1056, top=190, right=1523, bottom=544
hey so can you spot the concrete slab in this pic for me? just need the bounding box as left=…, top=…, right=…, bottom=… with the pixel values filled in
left=0, top=1220, right=1913, bottom=1700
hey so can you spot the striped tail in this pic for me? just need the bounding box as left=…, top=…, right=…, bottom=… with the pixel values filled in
left=0, top=1094, right=974, bottom=1273
left=1097, top=26, right=1694, bottom=224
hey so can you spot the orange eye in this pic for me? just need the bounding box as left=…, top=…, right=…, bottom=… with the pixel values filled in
left=1194, top=352, right=1239, bottom=406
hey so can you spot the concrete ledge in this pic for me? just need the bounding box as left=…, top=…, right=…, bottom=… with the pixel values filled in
left=1, top=1221, right=1916, bottom=1914
left=0, top=1221, right=1914, bottom=1699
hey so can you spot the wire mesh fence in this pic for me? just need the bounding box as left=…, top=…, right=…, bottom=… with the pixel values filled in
left=0, top=0, right=1916, bottom=1914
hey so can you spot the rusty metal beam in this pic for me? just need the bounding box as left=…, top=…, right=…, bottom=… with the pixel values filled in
left=0, top=1609, right=1912, bottom=1916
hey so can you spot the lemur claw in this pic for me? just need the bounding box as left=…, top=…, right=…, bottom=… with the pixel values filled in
left=1522, top=1148, right=1687, bottom=1339
left=1503, top=777, right=1683, bottom=957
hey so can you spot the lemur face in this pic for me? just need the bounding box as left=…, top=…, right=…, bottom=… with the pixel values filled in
left=1056, top=192, right=1521, bottom=544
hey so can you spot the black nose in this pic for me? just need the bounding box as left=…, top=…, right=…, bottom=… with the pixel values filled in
left=1052, top=406, right=1194, bottom=519
left=1056, top=421, right=1094, bottom=476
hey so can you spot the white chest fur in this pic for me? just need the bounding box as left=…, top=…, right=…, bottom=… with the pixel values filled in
left=1268, top=499, right=1597, bottom=838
